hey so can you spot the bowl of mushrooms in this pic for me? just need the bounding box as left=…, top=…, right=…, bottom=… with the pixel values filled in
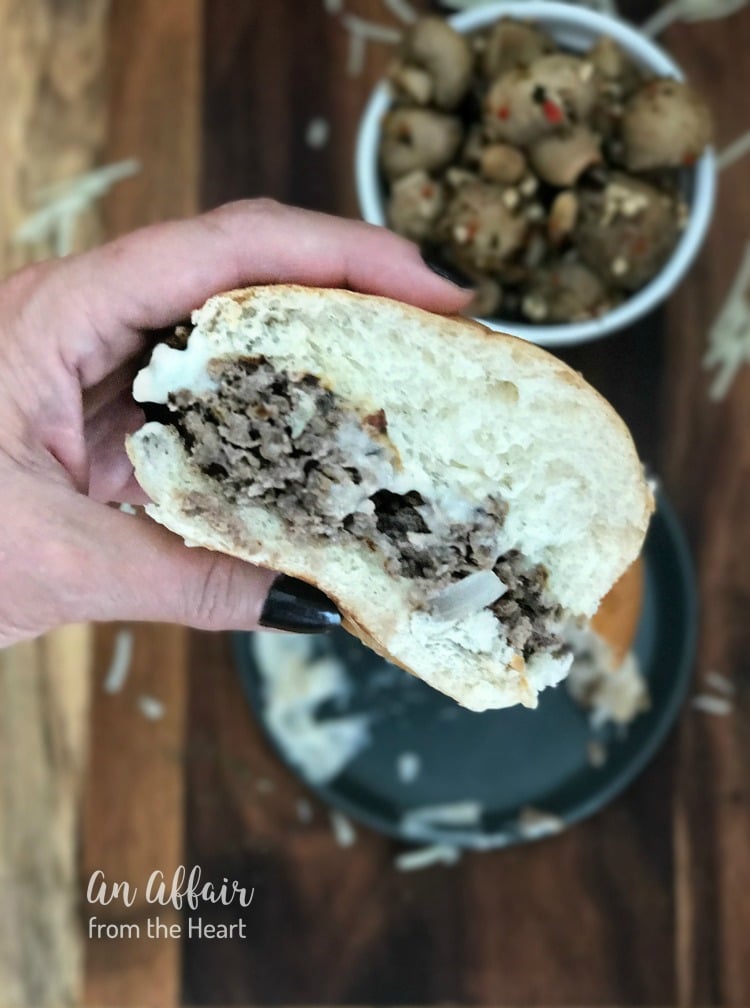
left=355, top=1, right=716, bottom=347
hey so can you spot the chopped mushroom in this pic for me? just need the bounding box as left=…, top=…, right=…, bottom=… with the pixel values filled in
left=479, top=143, right=527, bottom=184
left=481, top=18, right=555, bottom=80
left=387, top=170, right=445, bottom=241
left=441, top=180, right=528, bottom=272
left=484, top=54, right=599, bottom=146
left=380, top=107, right=463, bottom=180
left=574, top=173, right=679, bottom=290
left=529, top=125, right=601, bottom=187
left=622, top=79, right=713, bottom=171
left=523, top=261, right=608, bottom=322
left=390, top=17, right=474, bottom=110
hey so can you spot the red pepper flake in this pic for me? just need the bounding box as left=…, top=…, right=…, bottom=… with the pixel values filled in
left=364, top=409, right=388, bottom=433
left=421, top=184, right=434, bottom=198
left=542, top=100, right=564, bottom=125
left=466, top=219, right=479, bottom=241
left=682, top=150, right=697, bottom=167
left=496, top=104, right=510, bottom=120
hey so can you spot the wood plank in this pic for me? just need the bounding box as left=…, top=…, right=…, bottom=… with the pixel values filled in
left=81, top=1, right=202, bottom=1004
left=659, top=13, right=750, bottom=1007
left=0, top=1, right=110, bottom=1004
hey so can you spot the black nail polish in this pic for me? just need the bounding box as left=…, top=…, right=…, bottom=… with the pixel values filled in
left=421, top=252, right=475, bottom=291
left=260, top=575, right=341, bottom=633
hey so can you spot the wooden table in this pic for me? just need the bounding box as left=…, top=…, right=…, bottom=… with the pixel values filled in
left=1, top=1, right=749, bottom=1005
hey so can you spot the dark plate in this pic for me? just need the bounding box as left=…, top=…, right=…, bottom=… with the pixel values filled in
left=234, top=491, right=696, bottom=848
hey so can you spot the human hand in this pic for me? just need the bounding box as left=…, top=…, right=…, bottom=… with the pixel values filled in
left=0, top=199, right=471, bottom=647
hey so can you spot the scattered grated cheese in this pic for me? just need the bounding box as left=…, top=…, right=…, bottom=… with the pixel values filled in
left=305, top=117, right=331, bottom=150
left=137, top=695, right=165, bottom=721
left=402, top=800, right=482, bottom=834
left=395, top=843, right=461, bottom=871
left=296, top=798, right=314, bottom=823
left=691, top=694, right=733, bottom=716
left=102, top=629, right=134, bottom=695
left=342, top=14, right=403, bottom=44
left=717, top=130, right=750, bottom=173
left=383, top=0, right=418, bottom=23
left=397, top=751, right=421, bottom=784
left=587, top=738, right=608, bottom=768
left=118, top=502, right=137, bottom=515
left=703, top=242, right=750, bottom=400
left=347, top=30, right=367, bottom=76
left=517, top=806, right=565, bottom=839
left=14, top=159, right=140, bottom=257
left=705, top=671, right=735, bottom=696
left=330, top=810, right=357, bottom=847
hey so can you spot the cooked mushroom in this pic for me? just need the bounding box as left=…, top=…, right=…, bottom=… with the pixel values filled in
left=441, top=180, right=528, bottom=272
left=523, top=261, right=609, bottom=322
left=588, top=36, right=641, bottom=95
left=380, top=107, right=463, bottom=180
left=622, top=79, right=712, bottom=171
left=390, top=17, right=474, bottom=110
left=529, top=125, right=601, bottom=186
left=484, top=54, right=599, bottom=145
left=387, top=170, right=445, bottom=242
left=547, top=191, right=579, bottom=244
left=573, top=172, right=679, bottom=290
left=480, top=143, right=527, bottom=184
left=481, top=18, right=555, bottom=80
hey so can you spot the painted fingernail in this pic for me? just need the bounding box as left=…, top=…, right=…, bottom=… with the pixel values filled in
left=420, top=253, right=475, bottom=290
left=260, top=575, right=341, bottom=633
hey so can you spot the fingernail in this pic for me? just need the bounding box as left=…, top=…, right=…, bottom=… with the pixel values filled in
left=260, top=575, right=342, bottom=633
left=421, top=252, right=475, bottom=291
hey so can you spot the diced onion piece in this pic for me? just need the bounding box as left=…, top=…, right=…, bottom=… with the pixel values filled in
left=429, top=570, right=507, bottom=621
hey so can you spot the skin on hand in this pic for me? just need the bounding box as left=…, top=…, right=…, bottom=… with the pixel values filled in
left=0, top=199, right=471, bottom=647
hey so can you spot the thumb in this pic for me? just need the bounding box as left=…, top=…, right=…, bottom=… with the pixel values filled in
left=69, top=502, right=341, bottom=633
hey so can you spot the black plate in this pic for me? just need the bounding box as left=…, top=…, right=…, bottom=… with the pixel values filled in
left=234, top=492, right=696, bottom=848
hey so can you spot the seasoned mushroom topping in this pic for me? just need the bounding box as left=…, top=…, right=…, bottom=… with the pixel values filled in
left=387, top=170, right=445, bottom=242
left=574, top=173, right=679, bottom=290
left=622, top=79, right=712, bottom=171
left=390, top=18, right=474, bottom=110
left=380, top=108, right=463, bottom=180
left=377, top=15, right=713, bottom=324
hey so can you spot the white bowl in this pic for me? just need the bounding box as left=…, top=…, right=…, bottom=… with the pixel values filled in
left=355, top=0, right=716, bottom=348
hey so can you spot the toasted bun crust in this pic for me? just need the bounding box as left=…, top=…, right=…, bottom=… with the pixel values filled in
left=127, top=285, right=653, bottom=710
left=591, top=556, right=645, bottom=667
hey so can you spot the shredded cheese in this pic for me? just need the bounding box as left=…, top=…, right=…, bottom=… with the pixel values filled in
left=516, top=806, right=565, bottom=839
left=305, top=117, right=331, bottom=150
left=137, top=695, right=165, bottom=721
left=397, top=751, right=421, bottom=784
left=383, top=0, right=418, bottom=23
left=402, top=800, right=483, bottom=833
left=717, top=131, right=750, bottom=173
left=342, top=14, right=403, bottom=43
left=395, top=843, right=461, bottom=871
left=705, top=671, right=735, bottom=696
left=691, top=694, right=733, bottom=716
left=703, top=242, right=750, bottom=400
left=330, top=810, right=357, bottom=847
left=14, top=159, right=140, bottom=257
left=102, top=629, right=134, bottom=695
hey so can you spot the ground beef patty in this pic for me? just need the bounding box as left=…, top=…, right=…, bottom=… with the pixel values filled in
left=168, top=356, right=563, bottom=660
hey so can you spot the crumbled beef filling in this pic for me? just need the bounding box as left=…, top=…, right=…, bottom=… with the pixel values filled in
left=168, top=356, right=564, bottom=660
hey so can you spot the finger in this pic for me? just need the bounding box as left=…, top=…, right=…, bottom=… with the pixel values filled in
left=65, top=498, right=337, bottom=633
left=86, top=394, right=145, bottom=503
left=50, top=200, right=473, bottom=385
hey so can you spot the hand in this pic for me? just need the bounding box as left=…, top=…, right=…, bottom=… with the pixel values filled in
left=0, top=199, right=471, bottom=647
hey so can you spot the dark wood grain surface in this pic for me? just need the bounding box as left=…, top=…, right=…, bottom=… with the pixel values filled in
left=77, top=1, right=750, bottom=1005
